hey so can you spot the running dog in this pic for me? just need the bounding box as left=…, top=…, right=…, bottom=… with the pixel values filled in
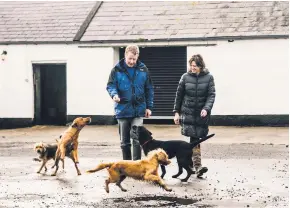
left=52, top=117, right=91, bottom=176
left=131, top=125, right=215, bottom=182
left=86, top=148, right=172, bottom=193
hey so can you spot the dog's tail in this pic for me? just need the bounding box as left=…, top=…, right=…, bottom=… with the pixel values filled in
left=190, top=133, right=215, bottom=148
left=86, top=162, right=114, bottom=173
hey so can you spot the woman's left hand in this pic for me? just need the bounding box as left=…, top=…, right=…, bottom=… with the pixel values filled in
left=200, top=109, right=207, bottom=117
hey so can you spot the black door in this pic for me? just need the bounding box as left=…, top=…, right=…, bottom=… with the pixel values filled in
left=119, top=47, right=187, bottom=116
left=33, top=64, right=67, bottom=125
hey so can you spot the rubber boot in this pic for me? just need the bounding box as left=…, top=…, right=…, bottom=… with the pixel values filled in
left=132, top=144, right=141, bottom=160
left=121, top=146, right=132, bottom=160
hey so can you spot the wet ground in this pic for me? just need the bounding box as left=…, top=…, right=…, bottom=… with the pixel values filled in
left=0, top=125, right=288, bottom=208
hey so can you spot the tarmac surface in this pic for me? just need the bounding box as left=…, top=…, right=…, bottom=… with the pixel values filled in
left=0, top=125, right=288, bottom=208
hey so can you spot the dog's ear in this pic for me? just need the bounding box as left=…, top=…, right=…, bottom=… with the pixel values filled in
left=146, top=129, right=152, bottom=135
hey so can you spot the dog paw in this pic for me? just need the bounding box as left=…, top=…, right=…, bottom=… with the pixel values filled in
left=51, top=173, right=56, bottom=176
left=33, top=158, right=41, bottom=162
left=36, top=171, right=41, bottom=174
left=77, top=172, right=82, bottom=176
left=172, top=175, right=179, bottom=178
left=180, top=179, right=188, bottom=182
left=166, top=188, right=172, bottom=192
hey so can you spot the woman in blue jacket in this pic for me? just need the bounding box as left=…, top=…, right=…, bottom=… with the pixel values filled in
left=106, top=45, right=154, bottom=160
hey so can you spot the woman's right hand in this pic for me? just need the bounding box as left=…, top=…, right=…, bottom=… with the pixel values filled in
left=174, top=113, right=180, bottom=125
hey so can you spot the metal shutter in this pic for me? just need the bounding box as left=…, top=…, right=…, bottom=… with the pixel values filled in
left=119, top=46, right=187, bottom=117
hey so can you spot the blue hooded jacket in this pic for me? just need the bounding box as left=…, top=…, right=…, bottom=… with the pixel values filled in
left=106, top=59, right=154, bottom=119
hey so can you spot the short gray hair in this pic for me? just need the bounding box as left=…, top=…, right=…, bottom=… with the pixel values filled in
left=125, top=45, right=139, bottom=56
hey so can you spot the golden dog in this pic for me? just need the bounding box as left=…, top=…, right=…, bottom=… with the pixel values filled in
left=86, top=148, right=172, bottom=193
left=52, top=117, right=91, bottom=176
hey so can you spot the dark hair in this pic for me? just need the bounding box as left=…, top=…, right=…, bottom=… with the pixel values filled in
left=189, top=54, right=205, bottom=70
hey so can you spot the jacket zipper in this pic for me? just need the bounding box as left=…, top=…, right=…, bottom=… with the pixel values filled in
left=195, top=75, right=199, bottom=132
left=124, top=68, right=137, bottom=117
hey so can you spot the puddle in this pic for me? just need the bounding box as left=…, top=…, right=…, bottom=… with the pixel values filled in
left=100, top=195, right=214, bottom=207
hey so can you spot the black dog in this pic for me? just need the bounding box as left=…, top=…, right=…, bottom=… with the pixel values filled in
left=131, top=126, right=215, bottom=182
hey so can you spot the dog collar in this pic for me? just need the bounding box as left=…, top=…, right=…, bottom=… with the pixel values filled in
left=141, top=139, right=153, bottom=147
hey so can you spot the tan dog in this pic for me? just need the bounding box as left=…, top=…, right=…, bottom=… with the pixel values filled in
left=33, top=141, right=80, bottom=174
left=86, top=148, right=172, bottom=193
left=52, top=117, right=91, bottom=176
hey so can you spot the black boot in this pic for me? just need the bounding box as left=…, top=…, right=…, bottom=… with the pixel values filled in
left=122, top=146, right=132, bottom=160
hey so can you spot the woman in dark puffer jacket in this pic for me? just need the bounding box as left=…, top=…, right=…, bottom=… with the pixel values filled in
left=173, top=54, right=216, bottom=178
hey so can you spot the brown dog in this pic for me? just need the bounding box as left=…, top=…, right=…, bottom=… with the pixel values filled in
left=86, top=148, right=172, bottom=193
left=33, top=141, right=80, bottom=174
left=52, top=117, right=91, bottom=176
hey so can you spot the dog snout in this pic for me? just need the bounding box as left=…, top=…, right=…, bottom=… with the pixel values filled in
left=85, top=117, right=91, bottom=124
left=37, top=149, right=41, bottom=153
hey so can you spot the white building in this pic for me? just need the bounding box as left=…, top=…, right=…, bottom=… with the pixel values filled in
left=0, top=1, right=288, bottom=128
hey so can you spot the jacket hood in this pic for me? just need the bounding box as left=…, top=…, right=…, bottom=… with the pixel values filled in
left=115, top=58, right=145, bottom=71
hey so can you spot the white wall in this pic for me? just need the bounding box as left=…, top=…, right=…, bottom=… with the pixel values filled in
left=187, top=39, right=289, bottom=115
left=0, top=38, right=288, bottom=119
left=0, top=45, right=115, bottom=118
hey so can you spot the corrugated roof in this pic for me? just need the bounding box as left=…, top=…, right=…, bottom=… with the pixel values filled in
left=0, top=1, right=96, bottom=43
left=81, top=1, right=289, bottom=42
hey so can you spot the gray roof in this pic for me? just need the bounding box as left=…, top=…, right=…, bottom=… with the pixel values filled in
left=0, top=1, right=288, bottom=43
left=81, top=1, right=289, bottom=42
left=0, top=1, right=95, bottom=43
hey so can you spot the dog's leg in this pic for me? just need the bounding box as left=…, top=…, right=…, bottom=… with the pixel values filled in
left=44, top=165, right=47, bottom=172
left=172, top=164, right=183, bottom=178
left=105, top=168, right=120, bottom=193
left=105, top=179, right=110, bottom=193
left=144, top=174, right=172, bottom=192
left=72, top=142, right=79, bottom=163
left=37, top=160, right=47, bottom=173
left=180, top=166, right=195, bottom=182
left=116, top=175, right=127, bottom=192
left=51, top=151, right=61, bottom=176
left=75, top=144, right=79, bottom=163
left=60, top=158, right=64, bottom=170
left=33, top=158, right=42, bottom=162
left=51, top=159, right=59, bottom=176
left=61, top=159, right=65, bottom=169
left=60, top=144, right=66, bottom=161
left=68, top=153, right=81, bottom=175
left=160, top=165, right=166, bottom=179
